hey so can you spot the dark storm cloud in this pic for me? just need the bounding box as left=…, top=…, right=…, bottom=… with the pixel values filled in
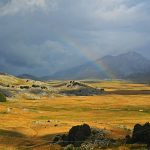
left=0, top=0, right=150, bottom=75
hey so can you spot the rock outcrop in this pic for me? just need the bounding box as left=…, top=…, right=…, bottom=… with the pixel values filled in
left=53, top=124, right=117, bottom=148
left=126, top=122, right=150, bottom=146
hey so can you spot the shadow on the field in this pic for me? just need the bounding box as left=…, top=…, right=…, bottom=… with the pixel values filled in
left=0, top=129, right=26, bottom=138
left=107, top=90, right=150, bottom=95
left=60, top=87, right=102, bottom=96
left=0, top=129, right=60, bottom=149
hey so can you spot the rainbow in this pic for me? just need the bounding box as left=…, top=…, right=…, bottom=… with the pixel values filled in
left=49, top=30, right=116, bottom=79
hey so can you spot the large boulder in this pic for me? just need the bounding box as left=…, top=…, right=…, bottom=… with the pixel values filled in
left=52, top=125, right=117, bottom=148
left=126, top=122, right=150, bottom=145
left=68, top=124, right=91, bottom=146
left=132, top=122, right=150, bottom=144
left=53, top=124, right=91, bottom=146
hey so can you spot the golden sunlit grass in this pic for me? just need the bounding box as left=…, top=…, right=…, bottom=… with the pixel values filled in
left=0, top=80, right=150, bottom=149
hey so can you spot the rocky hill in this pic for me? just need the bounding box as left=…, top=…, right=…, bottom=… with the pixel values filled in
left=0, top=74, right=103, bottom=99
left=44, top=52, right=150, bottom=80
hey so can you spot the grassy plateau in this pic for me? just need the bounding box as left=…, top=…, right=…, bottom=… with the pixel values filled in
left=0, top=78, right=150, bottom=149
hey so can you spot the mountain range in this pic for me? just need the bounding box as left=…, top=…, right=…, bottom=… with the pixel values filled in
left=41, top=51, right=150, bottom=80
left=18, top=51, right=150, bottom=82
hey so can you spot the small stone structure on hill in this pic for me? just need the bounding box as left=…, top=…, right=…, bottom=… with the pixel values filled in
left=66, top=81, right=85, bottom=88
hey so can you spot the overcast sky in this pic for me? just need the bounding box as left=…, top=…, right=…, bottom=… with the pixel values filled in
left=0, top=0, right=150, bottom=76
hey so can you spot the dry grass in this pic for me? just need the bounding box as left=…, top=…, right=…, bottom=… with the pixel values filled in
left=0, top=80, right=150, bottom=149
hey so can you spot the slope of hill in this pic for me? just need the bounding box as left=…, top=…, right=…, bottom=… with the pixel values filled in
left=0, top=74, right=103, bottom=99
left=126, top=71, right=150, bottom=83
left=17, top=74, right=41, bottom=81
left=43, top=52, right=150, bottom=80
left=0, top=73, right=54, bottom=99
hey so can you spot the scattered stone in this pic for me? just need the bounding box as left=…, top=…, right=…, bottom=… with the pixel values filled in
left=7, top=107, right=13, bottom=113
left=41, top=86, right=47, bottom=90
left=53, top=135, right=63, bottom=144
left=66, top=81, right=84, bottom=88
left=64, top=144, right=74, bottom=150
left=81, top=142, right=96, bottom=150
left=100, top=88, right=105, bottom=92
left=20, top=86, right=30, bottom=89
left=139, top=109, right=144, bottom=112
left=32, top=84, right=40, bottom=88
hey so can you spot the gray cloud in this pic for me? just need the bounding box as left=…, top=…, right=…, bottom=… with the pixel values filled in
left=0, top=0, right=150, bottom=76
left=0, top=0, right=57, bottom=16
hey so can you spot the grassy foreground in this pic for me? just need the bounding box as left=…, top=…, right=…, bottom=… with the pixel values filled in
left=0, top=80, right=150, bottom=149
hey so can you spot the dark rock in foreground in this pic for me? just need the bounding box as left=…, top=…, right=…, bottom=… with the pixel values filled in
left=53, top=124, right=91, bottom=146
left=53, top=124, right=117, bottom=148
left=68, top=124, right=91, bottom=146
left=126, top=122, right=150, bottom=146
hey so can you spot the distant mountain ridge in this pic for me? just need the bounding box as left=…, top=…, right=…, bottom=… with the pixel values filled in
left=97, top=51, right=150, bottom=77
left=43, top=51, right=150, bottom=80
